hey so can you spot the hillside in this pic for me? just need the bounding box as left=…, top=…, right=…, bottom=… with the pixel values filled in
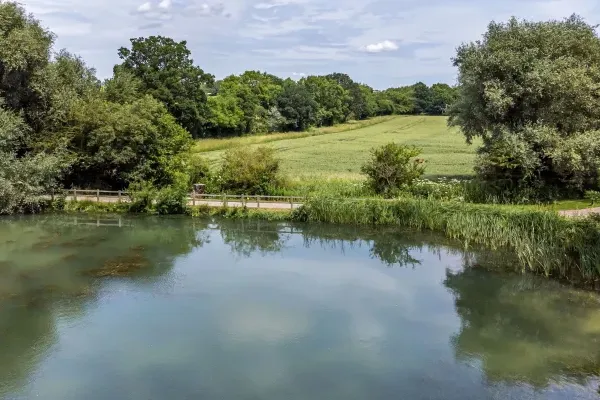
left=198, top=116, right=479, bottom=179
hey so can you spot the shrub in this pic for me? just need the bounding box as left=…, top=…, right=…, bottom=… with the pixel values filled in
left=217, top=146, right=282, bottom=195
left=585, top=190, right=600, bottom=205
left=406, top=178, right=465, bottom=201
left=154, top=185, right=188, bottom=215
left=361, top=143, right=425, bottom=196
left=187, top=155, right=211, bottom=185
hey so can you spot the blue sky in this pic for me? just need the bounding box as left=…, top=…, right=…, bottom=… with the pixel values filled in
left=22, top=0, right=600, bottom=89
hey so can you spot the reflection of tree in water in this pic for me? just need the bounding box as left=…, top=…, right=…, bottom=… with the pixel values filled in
left=445, top=254, right=600, bottom=388
left=0, top=215, right=209, bottom=397
left=219, top=219, right=289, bottom=257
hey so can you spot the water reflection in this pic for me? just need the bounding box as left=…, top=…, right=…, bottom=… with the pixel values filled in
left=446, top=263, right=600, bottom=388
left=0, top=215, right=599, bottom=399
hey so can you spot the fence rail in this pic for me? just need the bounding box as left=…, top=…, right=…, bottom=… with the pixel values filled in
left=51, top=189, right=305, bottom=210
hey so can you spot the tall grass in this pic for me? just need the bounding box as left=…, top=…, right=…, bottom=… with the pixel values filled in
left=192, top=116, right=396, bottom=153
left=294, top=197, right=600, bottom=284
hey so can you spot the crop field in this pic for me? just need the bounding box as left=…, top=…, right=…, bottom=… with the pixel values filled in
left=196, top=116, right=480, bottom=180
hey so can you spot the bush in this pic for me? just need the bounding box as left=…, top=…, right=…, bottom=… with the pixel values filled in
left=406, top=178, right=465, bottom=201
left=361, top=143, right=425, bottom=196
left=585, top=190, right=600, bottom=205
left=154, top=184, right=189, bottom=215
left=217, top=146, right=282, bottom=195
left=187, top=155, right=211, bottom=186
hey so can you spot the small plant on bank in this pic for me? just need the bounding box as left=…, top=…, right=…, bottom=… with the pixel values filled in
left=585, top=190, right=600, bottom=206
left=361, top=143, right=425, bottom=196
left=217, top=146, right=283, bottom=195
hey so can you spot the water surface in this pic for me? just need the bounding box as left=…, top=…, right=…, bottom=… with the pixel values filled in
left=1, top=215, right=599, bottom=399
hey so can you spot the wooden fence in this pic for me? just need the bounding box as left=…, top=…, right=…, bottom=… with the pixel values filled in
left=52, top=189, right=305, bottom=209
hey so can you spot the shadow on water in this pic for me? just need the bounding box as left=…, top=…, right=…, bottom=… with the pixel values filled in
left=0, top=215, right=599, bottom=398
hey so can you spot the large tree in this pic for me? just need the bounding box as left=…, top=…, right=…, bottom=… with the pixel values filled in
left=300, top=75, right=350, bottom=126
left=449, top=15, right=600, bottom=195
left=117, top=36, right=214, bottom=137
left=276, top=79, right=318, bottom=131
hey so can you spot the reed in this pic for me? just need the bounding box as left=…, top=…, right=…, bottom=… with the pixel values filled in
left=295, top=197, right=600, bottom=283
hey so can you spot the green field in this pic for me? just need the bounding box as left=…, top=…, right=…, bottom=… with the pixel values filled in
left=197, top=116, right=479, bottom=180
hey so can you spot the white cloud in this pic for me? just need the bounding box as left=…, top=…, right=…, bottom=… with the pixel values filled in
left=363, top=40, right=398, bottom=53
left=158, top=0, right=172, bottom=10
left=292, top=72, right=306, bottom=76
left=17, top=0, right=600, bottom=88
left=137, top=2, right=152, bottom=12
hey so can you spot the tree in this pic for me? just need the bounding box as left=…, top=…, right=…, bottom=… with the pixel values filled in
left=276, top=79, right=318, bottom=131
left=383, top=87, right=415, bottom=114
left=300, top=76, right=350, bottom=126
left=205, top=94, right=244, bottom=136
left=0, top=107, right=64, bottom=214
left=428, top=83, right=457, bottom=115
left=361, top=143, right=425, bottom=196
left=411, top=82, right=432, bottom=114
left=449, top=15, right=600, bottom=196
left=117, top=36, right=214, bottom=137
left=0, top=2, right=54, bottom=121
left=216, top=71, right=283, bottom=135
left=62, top=95, right=192, bottom=189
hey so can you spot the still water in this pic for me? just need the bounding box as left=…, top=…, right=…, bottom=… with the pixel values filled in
left=1, top=215, right=600, bottom=400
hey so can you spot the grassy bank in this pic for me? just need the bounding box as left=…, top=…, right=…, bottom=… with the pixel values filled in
left=295, top=197, right=600, bottom=285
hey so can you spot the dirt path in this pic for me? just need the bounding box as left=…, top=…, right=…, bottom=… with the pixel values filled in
left=558, top=207, right=600, bottom=218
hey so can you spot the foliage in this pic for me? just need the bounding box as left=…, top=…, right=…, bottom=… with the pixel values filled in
left=450, top=15, right=600, bottom=197
left=361, top=143, right=425, bottom=196
left=295, top=196, right=600, bottom=283
left=62, top=95, right=192, bottom=189
left=406, top=178, right=466, bottom=201
left=187, top=155, right=212, bottom=186
left=0, top=107, right=64, bottom=214
left=217, top=146, right=282, bottom=194
left=117, top=36, right=214, bottom=137
left=585, top=191, right=600, bottom=205
left=275, top=79, right=318, bottom=131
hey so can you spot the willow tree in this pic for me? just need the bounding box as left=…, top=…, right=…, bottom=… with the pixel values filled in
left=450, top=15, right=600, bottom=198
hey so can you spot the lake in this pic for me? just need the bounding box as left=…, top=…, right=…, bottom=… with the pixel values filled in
left=1, top=215, right=599, bottom=400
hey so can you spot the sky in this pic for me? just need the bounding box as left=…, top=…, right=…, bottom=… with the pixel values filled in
left=20, top=0, right=600, bottom=89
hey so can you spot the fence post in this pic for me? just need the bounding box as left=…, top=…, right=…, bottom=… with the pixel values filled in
left=97, top=189, right=100, bottom=203
left=242, top=194, right=246, bottom=207
left=73, top=189, right=77, bottom=201
left=118, top=191, right=122, bottom=203
left=192, top=193, right=196, bottom=207
left=223, top=194, right=227, bottom=208
left=290, top=196, right=293, bottom=209
left=257, top=196, right=260, bottom=209
left=50, top=189, right=54, bottom=202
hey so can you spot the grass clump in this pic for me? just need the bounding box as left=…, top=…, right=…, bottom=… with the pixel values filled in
left=295, top=197, right=600, bottom=284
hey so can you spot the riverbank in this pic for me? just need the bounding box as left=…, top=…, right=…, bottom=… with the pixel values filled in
left=54, top=197, right=600, bottom=287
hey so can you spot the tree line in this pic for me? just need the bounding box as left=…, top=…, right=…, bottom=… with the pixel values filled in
left=117, top=36, right=457, bottom=138
left=0, top=2, right=456, bottom=213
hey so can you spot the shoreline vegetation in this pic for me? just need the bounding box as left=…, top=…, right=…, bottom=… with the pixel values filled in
left=55, top=197, right=600, bottom=289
